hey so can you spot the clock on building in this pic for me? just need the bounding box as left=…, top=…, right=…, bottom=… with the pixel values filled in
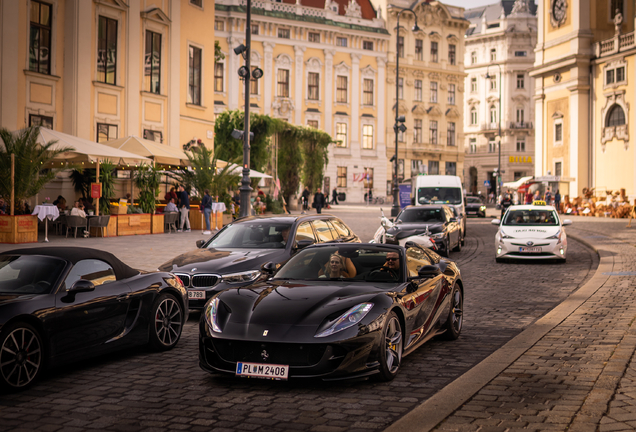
left=550, top=0, right=567, bottom=27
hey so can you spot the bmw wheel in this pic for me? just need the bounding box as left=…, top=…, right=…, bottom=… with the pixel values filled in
left=377, top=311, right=403, bottom=381
left=441, top=285, right=463, bottom=340
left=0, top=322, right=43, bottom=390
left=149, top=293, right=184, bottom=351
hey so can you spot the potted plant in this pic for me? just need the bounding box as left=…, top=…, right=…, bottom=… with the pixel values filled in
left=133, top=164, right=161, bottom=234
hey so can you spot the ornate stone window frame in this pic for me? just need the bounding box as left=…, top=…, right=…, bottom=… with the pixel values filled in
left=601, top=90, right=629, bottom=150
left=360, top=118, right=376, bottom=152
left=305, top=57, right=323, bottom=107
left=272, top=53, right=294, bottom=118
left=248, top=50, right=262, bottom=101
left=552, top=111, right=564, bottom=147
left=360, top=65, right=377, bottom=107
left=334, top=61, right=351, bottom=108
left=603, top=58, right=627, bottom=90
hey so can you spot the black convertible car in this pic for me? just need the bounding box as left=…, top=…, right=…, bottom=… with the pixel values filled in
left=385, top=205, right=462, bottom=256
left=0, top=247, right=188, bottom=390
left=199, top=243, right=463, bottom=381
left=160, top=215, right=360, bottom=309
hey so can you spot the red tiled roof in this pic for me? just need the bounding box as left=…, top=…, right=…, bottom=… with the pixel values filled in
left=280, top=0, right=377, bottom=20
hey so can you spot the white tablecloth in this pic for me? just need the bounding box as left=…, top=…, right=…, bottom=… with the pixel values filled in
left=211, top=202, right=227, bottom=213
left=32, top=205, right=59, bottom=221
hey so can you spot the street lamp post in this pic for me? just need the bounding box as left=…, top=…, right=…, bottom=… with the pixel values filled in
left=239, top=0, right=253, bottom=218
left=391, top=7, right=420, bottom=218
left=486, top=64, right=502, bottom=201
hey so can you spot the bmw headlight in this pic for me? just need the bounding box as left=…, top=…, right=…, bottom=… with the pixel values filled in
left=205, top=298, right=222, bottom=333
left=430, top=232, right=445, bottom=239
left=315, top=303, right=374, bottom=338
left=222, top=270, right=261, bottom=284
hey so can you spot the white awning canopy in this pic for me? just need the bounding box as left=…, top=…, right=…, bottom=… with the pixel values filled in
left=226, top=163, right=272, bottom=179
left=103, top=136, right=190, bottom=166
left=502, top=176, right=534, bottom=189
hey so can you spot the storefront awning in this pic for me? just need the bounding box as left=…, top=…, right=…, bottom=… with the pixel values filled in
left=103, top=136, right=190, bottom=166
left=502, top=176, right=534, bottom=189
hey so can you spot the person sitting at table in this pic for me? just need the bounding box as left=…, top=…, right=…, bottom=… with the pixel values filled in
left=71, top=201, right=86, bottom=218
left=81, top=197, right=95, bottom=213
left=165, top=197, right=178, bottom=213
left=164, top=187, right=178, bottom=204
left=53, top=195, right=66, bottom=211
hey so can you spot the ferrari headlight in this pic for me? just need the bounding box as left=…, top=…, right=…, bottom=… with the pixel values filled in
left=222, top=270, right=260, bottom=284
left=205, top=298, right=222, bottom=333
left=430, top=232, right=445, bottom=239
left=315, top=303, right=374, bottom=338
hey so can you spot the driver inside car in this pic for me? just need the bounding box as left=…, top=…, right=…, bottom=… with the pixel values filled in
left=383, top=252, right=400, bottom=272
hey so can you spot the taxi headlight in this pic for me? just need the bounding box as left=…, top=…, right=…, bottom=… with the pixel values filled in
left=222, top=270, right=261, bottom=284
left=547, top=230, right=562, bottom=244
left=500, top=231, right=514, bottom=239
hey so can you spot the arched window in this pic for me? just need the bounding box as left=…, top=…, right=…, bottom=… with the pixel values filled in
left=607, top=104, right=626, bottom=127
left=490, top=106, right=497, bottom=124
left=470, top=107, right=477, bottom=125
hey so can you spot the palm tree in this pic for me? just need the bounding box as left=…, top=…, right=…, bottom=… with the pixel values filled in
left=0, top=127, right=73, bottom=214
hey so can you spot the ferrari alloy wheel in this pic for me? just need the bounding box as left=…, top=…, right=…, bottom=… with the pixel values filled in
left=149, top=294, right=184, bottom=351
left=441, top=285, right=463, bottom=340
left=0, top=322, right=43, bottom=390
left=377, top=312, right=403, bottom=381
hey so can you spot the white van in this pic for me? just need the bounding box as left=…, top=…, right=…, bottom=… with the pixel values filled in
left=414, top=175, right=466, bottom=243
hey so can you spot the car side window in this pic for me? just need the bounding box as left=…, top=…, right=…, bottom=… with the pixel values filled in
left=405, top=247, right=433, bottom=278
left=330, top=219, right=351, bottom=239
left=295, top=222, right=317, bottom=244
left=65, top=259, right=116, bottom=290
left=312, top=219, right=335, bottom=242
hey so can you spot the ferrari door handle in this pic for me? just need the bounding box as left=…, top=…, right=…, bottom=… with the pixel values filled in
left=116, top=294, right=130, bottom=302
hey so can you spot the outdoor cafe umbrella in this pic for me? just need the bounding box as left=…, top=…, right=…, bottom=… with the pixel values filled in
left=103, top=136, right=190, bottom=167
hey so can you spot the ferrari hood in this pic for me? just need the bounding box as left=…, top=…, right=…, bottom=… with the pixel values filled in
left=158, top=248, right=288, bottom=274
left=500, top=226, right=560, bottom=239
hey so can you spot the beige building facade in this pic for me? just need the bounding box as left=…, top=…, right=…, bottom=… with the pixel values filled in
left=374, top=0, right=468, bottom=194
left=531, top=0, right=635, bottom=198
left=0, top=0, right=216, bottom=153
left=214, top=0, right=390, bottom=203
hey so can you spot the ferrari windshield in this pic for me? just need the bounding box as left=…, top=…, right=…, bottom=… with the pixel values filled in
left=503, top=209, right=560, bottom=226
left=0, top=255, right=66, bottom=294
left=274, top=245, right=403, bottom=283
left=207, top=221, right=293, bottom=249
left=397, top=208, right=445, bottom=223
left=417, top=187, right=462, bottom=205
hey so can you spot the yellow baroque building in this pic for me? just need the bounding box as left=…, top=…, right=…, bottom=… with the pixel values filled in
left=531, top=0, right=636, bottom=198
left=0, top=0, right=216, bottom=153
left=214, top=0, right=390, bottom=203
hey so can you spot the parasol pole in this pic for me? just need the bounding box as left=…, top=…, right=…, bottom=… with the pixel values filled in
left=96, top=158, right=100, bottom=216
left=10, top=154, right=15, bottom=216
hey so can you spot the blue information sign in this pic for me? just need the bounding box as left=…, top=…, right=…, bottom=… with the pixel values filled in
left=484, top=180, right=491, bottom=188
left=399, top=184, right=412, bottom=208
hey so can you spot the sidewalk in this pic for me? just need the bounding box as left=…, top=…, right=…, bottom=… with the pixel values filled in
left=386, top=217, right=636, bottom=432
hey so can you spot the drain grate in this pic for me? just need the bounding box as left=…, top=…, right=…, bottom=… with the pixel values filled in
left=602, top=272, right=636, bottom=276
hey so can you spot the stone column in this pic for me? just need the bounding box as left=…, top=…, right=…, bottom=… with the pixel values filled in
left=294, top=46, right=306, bottom=125
left=126, top=0, right=141, bottom=136
left=0, top=0, right=19, bottom=129
left=534, top=91, right=545, bottom=177
left=377, top=57, right=387, bottom=149
left=263, top=42, right=274, bottom=115
left=569, top=86, right=589, bottom=196
left=169, top=0, right=181, bottom=147
left=324, top=49, right=335, bottom=135
left=350, top=53, right=361, bottom=147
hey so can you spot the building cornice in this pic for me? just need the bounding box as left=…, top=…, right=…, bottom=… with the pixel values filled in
left=529, top=54, right=591, bottom=77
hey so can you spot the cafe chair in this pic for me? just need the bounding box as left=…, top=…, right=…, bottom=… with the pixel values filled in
left=50, top=214, right=66, bottom=235
left=88, top=215, right=111, bottom=237
left=65, top=215, right=88, bottom=238
left=164, top=212, right=178, bottom=234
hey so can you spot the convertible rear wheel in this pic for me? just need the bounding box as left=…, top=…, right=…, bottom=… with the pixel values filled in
left=377, top=311, right=403, bottom=381
left=441, top=285, right=463, bottom=340
left=0, top=322, right=43, bottom=390
left=149, top=293, right=184, bottom=351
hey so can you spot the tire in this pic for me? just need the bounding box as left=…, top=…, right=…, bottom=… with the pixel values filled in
left=149, top=293, right=184, bottom=351
left=440, top=237, right=450, bottom=257
left=441, top=285, right=463, bottom=340
left=460, top=234, right=465, bottom=246
left=495, top=257, right=504, bottom=263
left=0, top=322, right=44, bottom=390
left=377, top=311, right=403, bottom=381
left=453, top=236, right=462, bottom=252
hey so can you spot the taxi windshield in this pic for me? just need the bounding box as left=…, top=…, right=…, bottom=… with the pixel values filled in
left=503, top=209, right=559, bottom=226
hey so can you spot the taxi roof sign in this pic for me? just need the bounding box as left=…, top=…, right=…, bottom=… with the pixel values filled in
left=532, top=200, right=547, bottom=206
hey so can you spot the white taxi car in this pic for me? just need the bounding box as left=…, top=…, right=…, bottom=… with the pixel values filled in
left=492, top=201, right=572, bottom=262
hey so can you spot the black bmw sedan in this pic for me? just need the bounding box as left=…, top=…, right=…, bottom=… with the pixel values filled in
left=159, top=214, right=360, bottom=309
left=0, top=247, right=188, bottom=391
left=385, top=205, right=462, bottom=257
left=199, top=243, right=464, bottom=381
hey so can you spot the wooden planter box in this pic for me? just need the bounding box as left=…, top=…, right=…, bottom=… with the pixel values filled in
left=117, top=214, right=152, bottom=236
left=222, top=214, right=233, bottom=226
left=0, top=215, right=38, bottom=244
left=151, top=214, right=164, bottom=234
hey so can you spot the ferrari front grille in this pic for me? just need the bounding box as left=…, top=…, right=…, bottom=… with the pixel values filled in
left=192, top=274, right=220, bottom=288
left=212, top=340, right=331, bottom=367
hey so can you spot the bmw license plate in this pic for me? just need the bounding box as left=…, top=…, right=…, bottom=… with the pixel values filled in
left=519, top=247, right=542, bottom=253
left=188, top=290, right=205, bottom=299
left=236, top=362, right=289, bottom=380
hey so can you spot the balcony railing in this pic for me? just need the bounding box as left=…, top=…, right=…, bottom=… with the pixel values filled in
left=595, top=30, right=635, bottom=57
left=509, top=121, right=533, bottom=129
left=480, top=122, right=499, bottom=131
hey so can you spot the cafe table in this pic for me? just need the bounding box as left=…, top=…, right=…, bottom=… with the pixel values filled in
left=32, top=204, right=59, bottom=242
left=211, top=202, right=227, bottom=230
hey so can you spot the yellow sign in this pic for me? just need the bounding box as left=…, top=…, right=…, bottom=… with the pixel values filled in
left=532, top=200, right=547, bottom=206
left=509, top=156, right=533, bottom=163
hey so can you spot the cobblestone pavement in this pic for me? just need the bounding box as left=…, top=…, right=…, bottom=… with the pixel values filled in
left=0, top=211, right=598, bottom=431
left=432, top=217, right=636, bottom=432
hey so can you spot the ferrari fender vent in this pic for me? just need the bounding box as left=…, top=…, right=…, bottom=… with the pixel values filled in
left=212, top=340, right=334, bottom=367
left=192, top=275, right=220, bottom=288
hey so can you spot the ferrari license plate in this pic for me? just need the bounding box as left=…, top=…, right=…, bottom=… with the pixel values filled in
left=188, top=290, right=205, bottom=299
left=519, top=247, right=542, bottom=253
left=236, top=362, right=289, bottom=380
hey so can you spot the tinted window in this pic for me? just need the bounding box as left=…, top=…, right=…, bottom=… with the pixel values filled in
left=417, top=187, right=462, bottom=205
left=503, top=209, right=559, bottom=226
left=65, top=259, right=116, bottom=290
left=397, top=208, right=445, bottom=223
left=295, top=222, right=316, bottom=243
left=405, top=247, right=433, bottom=278
left=207, top=221, right=293, bottom=249
left=0, top=255, right=66, bottom=294
left=312, top=220, right=335, bottom=242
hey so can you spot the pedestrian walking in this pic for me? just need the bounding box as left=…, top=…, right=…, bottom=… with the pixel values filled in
left=331, top=188, right=339, bottom=205
left=554, top=190, right=561, bottom=213
left=301, top=187, right=310, bottom=211
left=500, top=193, right=513, bottom=220
left=313, top=188, right=326, bottom=214
left=177, top=185, right=191, bottom=232
left=525, top=190, right=533, bottom=204
left=544, top=189, right=552, bottom=206
left=201, top=189, right=212, bottom=235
